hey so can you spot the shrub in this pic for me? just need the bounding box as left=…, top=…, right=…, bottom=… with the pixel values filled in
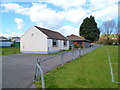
left=74, top=45, right=79, bottom=48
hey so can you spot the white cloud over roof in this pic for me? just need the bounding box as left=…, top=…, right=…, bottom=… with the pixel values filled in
left=1, top=0, right=119, bottom=37
left=15, top=18, right=24, bottom=30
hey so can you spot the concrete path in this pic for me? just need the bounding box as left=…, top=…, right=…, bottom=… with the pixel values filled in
left=2, top=44, right=101, bottom=88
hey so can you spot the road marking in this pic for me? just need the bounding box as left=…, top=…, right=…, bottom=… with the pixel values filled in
left=106, top=46, right=120, bottom=83
left=106, top=46, right=114, bottom=82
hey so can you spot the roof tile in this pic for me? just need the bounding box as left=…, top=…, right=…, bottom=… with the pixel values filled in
left=35, top=26, right=67, bottom=40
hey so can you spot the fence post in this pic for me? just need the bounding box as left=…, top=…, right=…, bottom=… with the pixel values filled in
left=83, top=48, right=85, bottom=55
left=80, top=49, right=82, bottom=56
left=37, top=59, right=45, bottom=88
left=79, top=48, right=81, bottom=56
left=85, top=49, right=86, bottom=54
left=36, top=63, right=45, bottom=88
left=61, top=53, right=64, bottom=66
left=34, top=65, right=38, bottom=81
left=72, top=50, right=74, bottom=60
left=38, top=59, right=41, bottom=65
left=34, top=59, right=39, bottom=81
left=86, top=48, right=87, bottom=53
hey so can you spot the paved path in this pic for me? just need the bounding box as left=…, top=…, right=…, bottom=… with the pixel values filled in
left=2, top=54, right=50, bottom=88
left=2, top=44, right=101, bottom=88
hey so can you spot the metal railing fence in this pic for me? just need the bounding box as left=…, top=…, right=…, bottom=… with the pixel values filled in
left=34, top=44, right=102, bottom=88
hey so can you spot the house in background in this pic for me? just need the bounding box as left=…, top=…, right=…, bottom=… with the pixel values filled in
left=0, top=36, right=12, bottom=47
left=20, top=26, right=69, bottom=54
left=11, top=37, right=20, bottom=48
left=0, top=36, right=7, bottom=40
left=66, top=34, right=91, bottom=48
left=11, top=37, right=20, bottom=42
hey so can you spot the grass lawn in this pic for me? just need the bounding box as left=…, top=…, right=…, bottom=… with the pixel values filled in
left=0, top=47, right=20, bottom=55
left=106, top=45, right=119, bottom=82
left=34, top=45, right=118, bottom=88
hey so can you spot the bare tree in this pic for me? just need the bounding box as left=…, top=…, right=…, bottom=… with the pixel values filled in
left=100, top=19, right=116, bottom=44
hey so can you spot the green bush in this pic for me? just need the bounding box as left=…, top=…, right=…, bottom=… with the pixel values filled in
left=74, top=45, right=80, bottom=48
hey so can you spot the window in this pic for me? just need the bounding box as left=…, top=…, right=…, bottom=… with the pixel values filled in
left=32, top=33, right=34, bottom=36
left=64, top=41, right=67, bottom=46
left=52, top=39, right=57, bottom=47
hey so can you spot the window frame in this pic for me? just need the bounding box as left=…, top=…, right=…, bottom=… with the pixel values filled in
left=64, top=40, right=67, bottom=47
left=52, top=39, right=58, bottom=47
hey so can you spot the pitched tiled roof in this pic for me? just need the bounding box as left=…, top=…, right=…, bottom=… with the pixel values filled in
left=66, top=34, right=90, bottom=42
left=35, top=26, right=67, bottom=40
left=12, top=37, right=20, bottom=39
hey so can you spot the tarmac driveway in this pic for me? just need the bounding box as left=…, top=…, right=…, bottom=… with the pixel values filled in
left=2, top=54, right=50, bottom=88
left=2, top=44, right=101, bottom=88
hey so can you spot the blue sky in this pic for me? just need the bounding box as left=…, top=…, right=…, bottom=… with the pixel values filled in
left=0, top=0, right=119, bottom=38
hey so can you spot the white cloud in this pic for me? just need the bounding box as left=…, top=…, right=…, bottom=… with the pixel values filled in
left=88, top=0, right=118, bottom=10
left=58, top=25, right=79, bottom=36
left=1, top=1, right=118, bottom=36
left=91, top=4, right=118, bottom=21
left=15, top=18, right=24, bottom=30
left=0, top=31, right=23, bottom=38
left=1, top=3, right=64, bottom=29
left=47, top=0, right=86, bottom=9
left=2, top=2, right=118, bottom=27
left=27, top=3, right=64, bottom=29
left=63, top=7, right=87, bottom=25
left=1, top=3, right=29, bottom=14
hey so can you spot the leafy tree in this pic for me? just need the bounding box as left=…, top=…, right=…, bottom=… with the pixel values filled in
left=79, top=15, right=100, bottom=42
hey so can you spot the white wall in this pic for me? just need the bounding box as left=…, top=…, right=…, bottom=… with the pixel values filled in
left=20, top=26, right=48, bottom=53
left=47, top=39, right=69, bottom=53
